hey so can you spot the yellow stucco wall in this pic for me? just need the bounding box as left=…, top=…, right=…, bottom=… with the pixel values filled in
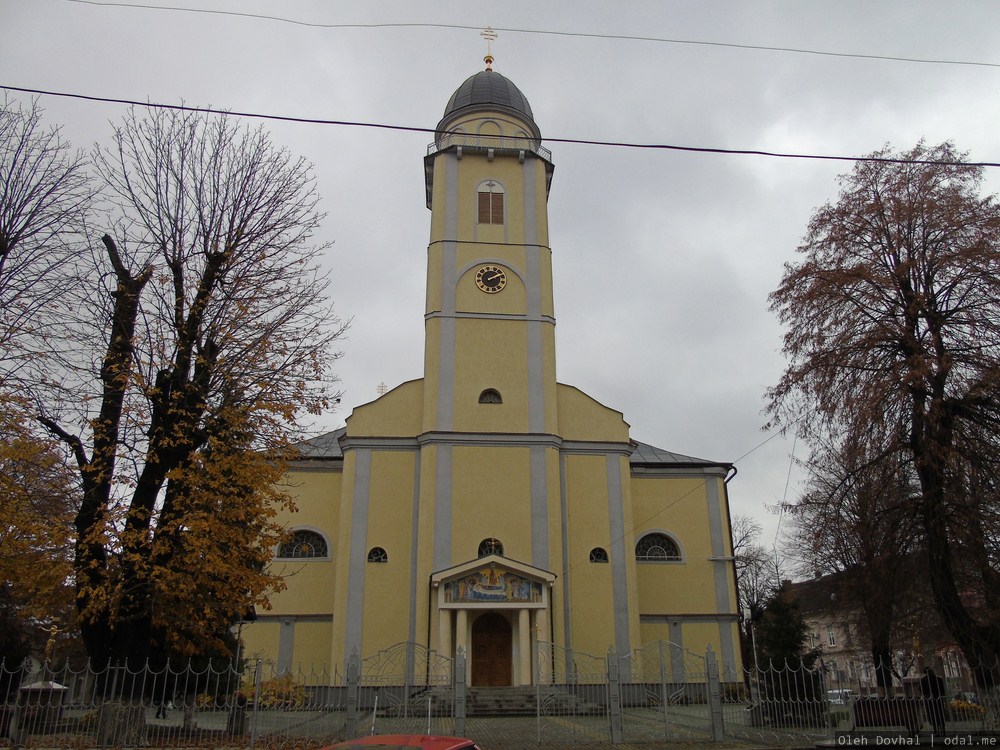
left=346, top=380, right=424, bottom=437
left=556, top=385, right=630, bottom=443
left=631, top=475, right=718, bottom=613
left=360, top=449, right=417, bottom=655
left=265, top=466, right=342, bottom=615
left=450, top=445, right=532, bottom=562
left=563, top=453, right=618, bottom=655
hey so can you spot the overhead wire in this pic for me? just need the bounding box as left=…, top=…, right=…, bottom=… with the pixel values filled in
left=4, top=84, right=1000, bottom=169
left=61, top=0, right=1000, bottom=70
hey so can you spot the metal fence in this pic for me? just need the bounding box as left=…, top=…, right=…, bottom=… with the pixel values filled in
left=1, top=657, right=348, bottom=749
left=723, top=658, right=1000, bottom=747
left=4, top=646, right=998, bottom=748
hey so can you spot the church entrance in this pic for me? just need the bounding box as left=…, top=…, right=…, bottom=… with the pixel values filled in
left=471, top=612, right=512, bottom=686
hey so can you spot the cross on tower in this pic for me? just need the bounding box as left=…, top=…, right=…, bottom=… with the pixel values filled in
left=481, top=26, right=498, bottom=70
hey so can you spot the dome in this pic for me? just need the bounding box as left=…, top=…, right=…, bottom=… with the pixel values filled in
left=437, top=69, right=540, bottom=138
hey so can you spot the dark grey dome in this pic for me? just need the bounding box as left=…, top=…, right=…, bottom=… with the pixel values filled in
left=438, top=70, right=539, bottom=136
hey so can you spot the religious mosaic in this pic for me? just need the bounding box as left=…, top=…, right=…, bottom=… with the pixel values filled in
left=443, top=567, right=543, bottom=603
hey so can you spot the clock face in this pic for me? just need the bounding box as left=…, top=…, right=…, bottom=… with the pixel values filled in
left=475, top=264, right=507, bottom=293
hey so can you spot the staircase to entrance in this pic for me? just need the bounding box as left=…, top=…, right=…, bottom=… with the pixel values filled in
left=401, top=685, right=605, bottom=717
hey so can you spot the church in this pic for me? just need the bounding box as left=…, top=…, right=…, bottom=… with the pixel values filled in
left=242, top=60, right=742, bottom=687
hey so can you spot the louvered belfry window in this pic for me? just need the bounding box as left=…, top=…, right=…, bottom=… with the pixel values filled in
left=478, top=181, right=504, bottom=224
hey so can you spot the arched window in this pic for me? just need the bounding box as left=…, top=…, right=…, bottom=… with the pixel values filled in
left=477, top=538, right=504, bottom=557
left=367, top=547, right=388, bottom=563
left=635, top=532, right=681, bottom=562
left=589, top=547, right=609, bottom=563
left=277, top=529, right=328, bottom=559
left=477, top=180, right=504, bottom=225
left=479, top=389, right=503, bottom=404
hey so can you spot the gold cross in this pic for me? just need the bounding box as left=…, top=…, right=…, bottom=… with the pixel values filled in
left=481, top=26, right=498, bottom=69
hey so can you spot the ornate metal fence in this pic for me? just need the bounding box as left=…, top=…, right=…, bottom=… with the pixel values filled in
left=533, top=641, right=609, bottom=745
left=7, top=647, right=996, bottom=748
left=0, top=657, right=346, bottom=749
left=351, top=642, right=456, bottom=738
left=617, top=640, right=719, bottom=743
left=722, top=657, right=1000, bottom=746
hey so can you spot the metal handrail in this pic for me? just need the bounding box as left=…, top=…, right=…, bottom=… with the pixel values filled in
left=427, top=132, right=552, bottom=162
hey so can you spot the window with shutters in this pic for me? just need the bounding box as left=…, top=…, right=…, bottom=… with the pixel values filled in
left=477, top=180, right=504, bottom=224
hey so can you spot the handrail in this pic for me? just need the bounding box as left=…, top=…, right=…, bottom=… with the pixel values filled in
left=427, top=133, right=552, bottom=162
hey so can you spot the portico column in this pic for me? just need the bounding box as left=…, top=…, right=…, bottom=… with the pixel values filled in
left=518, top=609, right=531, bottom=685
left=455, top=609, right=468, bottom=682
left=439, top=608, right=452, bottom=663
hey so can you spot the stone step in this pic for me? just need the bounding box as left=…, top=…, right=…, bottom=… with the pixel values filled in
left=389, top=685, right=606, bottom=717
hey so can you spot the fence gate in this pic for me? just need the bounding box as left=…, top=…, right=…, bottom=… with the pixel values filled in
left=618, top=640, right=718, bottom=742
left=353, top=642, right=455, bottom=737
left=534, top=641, right=610, bottom=745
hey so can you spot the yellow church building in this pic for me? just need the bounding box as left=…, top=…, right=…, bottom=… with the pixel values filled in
left=243, top=63, right=742, bottom=688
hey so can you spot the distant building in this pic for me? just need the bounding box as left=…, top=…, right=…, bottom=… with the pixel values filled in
left=242, top=62, right=742, bottom=686
left=787, top=571, right=976, bottom=695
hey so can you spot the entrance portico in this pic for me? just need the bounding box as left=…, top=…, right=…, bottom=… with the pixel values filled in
left=431, top=555, right=555, bottom=686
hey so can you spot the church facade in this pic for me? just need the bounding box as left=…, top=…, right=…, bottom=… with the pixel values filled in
left=242, top=65, right=742, bottom=686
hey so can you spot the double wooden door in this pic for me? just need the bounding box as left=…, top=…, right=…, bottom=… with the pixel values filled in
left=470, top=612, right=512, bottom=686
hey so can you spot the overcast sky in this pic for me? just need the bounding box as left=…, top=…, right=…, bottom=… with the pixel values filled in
left=5, top=0, right=1000, bottom=577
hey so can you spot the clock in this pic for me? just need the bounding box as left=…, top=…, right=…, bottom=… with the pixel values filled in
left=475, top=264, right=507, bottom=294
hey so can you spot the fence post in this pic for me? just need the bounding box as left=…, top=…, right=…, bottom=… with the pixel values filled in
left=705, top=645, right=724, bottom=741
left=659, top=640, right=672, bottom=741
left=249, top=659, right=263, bottom=750
left=454, top=646, right=467, bottom=738
left=345, top=649, right=360, bottom=739
left=607, top=647, right=623, bottom=744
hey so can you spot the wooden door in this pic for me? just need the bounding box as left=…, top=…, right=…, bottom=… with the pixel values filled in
left=471, top=612, right=512, bottom=686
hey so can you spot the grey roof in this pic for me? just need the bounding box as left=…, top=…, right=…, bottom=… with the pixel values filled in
left=439, top=70, right=538, bottom=134
left=629, top=440, right=730, bottom=469
left=292, top=428, right=726, bottom=469
left=292, top=427, right=345, bottom=459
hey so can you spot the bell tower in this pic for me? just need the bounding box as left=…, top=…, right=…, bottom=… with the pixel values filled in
left=422, top=63, right=557, bottom=436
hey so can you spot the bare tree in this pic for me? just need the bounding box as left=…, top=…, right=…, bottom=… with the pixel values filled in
left=730, top=514, right=778, bottom=669
left=732, top=514, right=777, bottom=619
left=768, top=141, right=1000, bottom=685
left=0, top=96, right=91, bottom=379
left=39, top=107, right=347, bottom=666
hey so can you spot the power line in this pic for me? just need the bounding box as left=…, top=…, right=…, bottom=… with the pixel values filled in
left=5, top=83, right=1000, bottom=169
left=62, top=0, right=1000, bottom=71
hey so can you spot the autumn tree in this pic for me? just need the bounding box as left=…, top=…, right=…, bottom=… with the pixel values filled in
left=768, top=141, right=1000, bottom=685
left=786, top=436, right=919, bottom=691
left=0, top=96, right=91, bottom=379
left=37, top=107, right=346, bottom=667
left=0, top=392, right=77, bottom=660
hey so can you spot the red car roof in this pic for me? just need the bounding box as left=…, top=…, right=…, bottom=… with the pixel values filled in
left=323, top=735, right=479, bottom=750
